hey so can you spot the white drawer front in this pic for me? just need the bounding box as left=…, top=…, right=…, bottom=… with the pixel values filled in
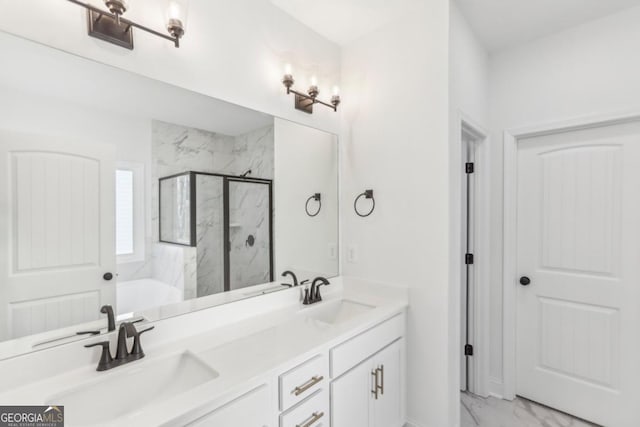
left=280, top=390, right=329, bottom=427
left=279, top=355, right=328, bottom=411
left=330, top=314, right=403, bottom=378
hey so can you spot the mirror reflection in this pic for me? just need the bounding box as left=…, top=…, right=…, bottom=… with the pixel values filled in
left=0, top=33, right=338, bottom=358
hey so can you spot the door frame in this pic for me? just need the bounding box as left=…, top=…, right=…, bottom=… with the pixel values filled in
left=453, top=112, right=491, bottom=397
left=502, top=110, right=640, bottom=400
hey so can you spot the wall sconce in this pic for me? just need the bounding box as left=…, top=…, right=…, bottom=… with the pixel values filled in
left=67, top=0, right=188, bottom=49
left=282, top=65, right=341, bottom=114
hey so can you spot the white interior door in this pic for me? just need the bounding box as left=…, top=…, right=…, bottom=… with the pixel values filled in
left=0, top=130, right=116, bottom=341
left=516, top=121, right=640, bottom=426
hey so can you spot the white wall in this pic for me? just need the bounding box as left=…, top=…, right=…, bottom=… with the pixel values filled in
left=274, top=119, right=339, bottom=281
left=0, top=0, right=341, bottom=135
left=340, top=1, right=451, bottom=425
left=449, top=0, right=490, bottom=403
left=488, top=5, right=640, bottom=394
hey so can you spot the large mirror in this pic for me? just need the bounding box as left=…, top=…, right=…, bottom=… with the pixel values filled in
left=0, top=32, right=339, bottom=358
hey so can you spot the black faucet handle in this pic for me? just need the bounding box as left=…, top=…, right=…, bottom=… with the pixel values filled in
left=129, top=326, right=154, bottom=359
left=85, top=341, right=113, bottom=371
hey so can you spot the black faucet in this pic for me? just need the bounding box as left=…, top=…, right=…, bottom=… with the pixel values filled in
left=281, top=270, right=299, bottom=287
left=303, top=277, right=331, bottom=305
left=100, top=305, right=116, bottom=332
left=85, top=322, right=154, bottom=371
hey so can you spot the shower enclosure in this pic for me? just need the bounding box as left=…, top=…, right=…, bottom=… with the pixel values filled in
left=159, top=171, right=273, bottom=297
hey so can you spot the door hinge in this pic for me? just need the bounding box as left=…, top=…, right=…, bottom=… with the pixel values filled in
left=465, top=162, right=474, bottom=174
left=465, top=253, right=474, bottom=265
left=464, top=344, right=474, bottom=356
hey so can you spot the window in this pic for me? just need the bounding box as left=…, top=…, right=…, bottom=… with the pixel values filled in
left=115, top=162, right=145, bottom=263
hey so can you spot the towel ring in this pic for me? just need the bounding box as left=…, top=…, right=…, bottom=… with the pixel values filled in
left=305, top=193, right=322, bottom=217
left=354, top=189, right=375, bottom=217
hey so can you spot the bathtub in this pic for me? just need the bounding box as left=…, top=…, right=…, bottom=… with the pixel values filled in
left=117, top=278, right=183, bottom=315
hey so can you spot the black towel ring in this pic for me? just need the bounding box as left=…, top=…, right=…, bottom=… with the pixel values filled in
left=305, top=193, right=322, bottom=217
left=354, top=189, right=375, bottom=217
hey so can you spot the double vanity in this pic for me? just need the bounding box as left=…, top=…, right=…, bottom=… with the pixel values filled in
left=0, top=277, right=408, bottom=426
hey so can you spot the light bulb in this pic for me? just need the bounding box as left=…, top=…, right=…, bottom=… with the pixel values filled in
left=310, top=75, right=318, bottom=87
left=333, top=86, right=340, bottom=96
left=284, top=64, right=293, bottom=76
left=166, top=0, right=188, bottom=39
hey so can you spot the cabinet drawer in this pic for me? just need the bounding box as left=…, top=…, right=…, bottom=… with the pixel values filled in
left=330, top=314, right=403, bottom=378
left=279, top=355, right=328, bottom=411
left=280, top=390, right=329, bottom=427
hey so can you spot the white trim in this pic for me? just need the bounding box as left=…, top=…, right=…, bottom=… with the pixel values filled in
left=454, top=112, right=491, bottom=398
left=116, top=161, right=145, bottom=264
left=488, top=376, right=504, bottom=399
left=501, top=109, right=640, bottom=401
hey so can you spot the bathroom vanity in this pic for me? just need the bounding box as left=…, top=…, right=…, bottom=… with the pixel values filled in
left=0, top=277, right=407, bottom=426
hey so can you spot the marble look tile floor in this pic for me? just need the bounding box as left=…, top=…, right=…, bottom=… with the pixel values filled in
left=461, top=392, right=598, bottom=427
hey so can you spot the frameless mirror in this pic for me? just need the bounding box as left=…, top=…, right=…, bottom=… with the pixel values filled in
left=0, top=32, right=339, bottom=359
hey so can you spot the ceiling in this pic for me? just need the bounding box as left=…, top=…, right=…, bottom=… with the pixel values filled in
left=271, top=0, right=422, bottom=46
left=456, top=0, right=640, bottom=52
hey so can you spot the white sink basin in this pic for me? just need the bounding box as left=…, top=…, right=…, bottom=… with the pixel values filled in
left=302, top=300, right=375, bottom=325
left=47, top=351, right=218, bottom=426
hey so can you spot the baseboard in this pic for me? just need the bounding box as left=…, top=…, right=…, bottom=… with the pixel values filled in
left=488, top=376, right=504, bottom=399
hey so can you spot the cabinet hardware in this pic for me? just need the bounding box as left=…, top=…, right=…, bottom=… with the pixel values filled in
left=371, top=369, right=378, bottom=399
left=296, top=411, right=324, bottom=427
left=377, top=364, right=385, bottom=395
left=292, top=375, right=324, bottom=396
left=374, top=365, right=384, bottom=396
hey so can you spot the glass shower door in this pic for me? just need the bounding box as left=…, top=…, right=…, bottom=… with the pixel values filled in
left=226, top=179, right=273, bottom=290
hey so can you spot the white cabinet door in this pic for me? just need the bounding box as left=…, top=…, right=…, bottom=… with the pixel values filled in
left=186, top=385, right=271, bottom=427
left=331, top=360, right=371, bottom=427
left=372, top=341, right=402, bottom=427
left=0, top=130, right=116, bottom=341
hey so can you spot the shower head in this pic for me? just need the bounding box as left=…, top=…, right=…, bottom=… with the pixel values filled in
left=240, top=169, right=252, bottom=177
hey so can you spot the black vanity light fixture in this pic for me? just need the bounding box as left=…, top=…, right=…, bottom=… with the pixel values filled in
left=282, top=64, right=341, bottom=114
left=305, top=193, right=322, bottom=217
left=354, top=189, right=375, bottom=217
left=67, top=0, right=188, bottom=49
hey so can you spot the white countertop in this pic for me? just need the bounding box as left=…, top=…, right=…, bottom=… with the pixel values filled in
left=0, top=277, right=408, bottom=426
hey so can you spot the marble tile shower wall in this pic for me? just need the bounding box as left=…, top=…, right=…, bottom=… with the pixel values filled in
left=195, top=175, right=224, bottom=297
left=151, top=120, right=274, bottom=297
left=228, top=181, right=271, bottom=290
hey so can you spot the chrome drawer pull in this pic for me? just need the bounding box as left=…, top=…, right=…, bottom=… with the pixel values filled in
left=377, top=364, right=384, bottom=395
left=292, top=375, right=324, bottom=396
left=371, top=369, right=379, bottom=399
left=296, top=411, right=324, bottom=427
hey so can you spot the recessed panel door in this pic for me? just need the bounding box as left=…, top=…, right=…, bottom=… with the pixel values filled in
left=516, top=121, right=640, bottom=426
left=0, top=131, right=116, bottom=340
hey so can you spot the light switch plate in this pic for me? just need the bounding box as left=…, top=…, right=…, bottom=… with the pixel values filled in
left=328, top=243, right=337, bottom=260
left=347, top=245, right=359, bottom=263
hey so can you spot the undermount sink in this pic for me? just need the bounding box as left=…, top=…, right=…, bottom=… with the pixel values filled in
left=302, top=299, right=375, bottom=325
left=47, top=351, right=218, bottom=426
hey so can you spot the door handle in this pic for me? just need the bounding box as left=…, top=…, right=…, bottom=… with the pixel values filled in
left=103, top=272, right=114, bottom=281
left=519, top=276, right=531, bottom=286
